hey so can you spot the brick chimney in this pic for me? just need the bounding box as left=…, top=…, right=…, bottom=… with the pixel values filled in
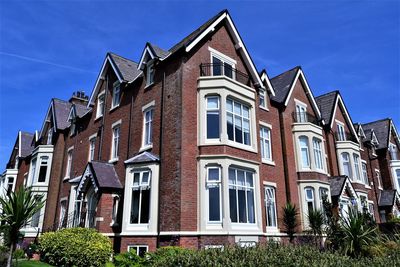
left=69, top=91, right=89, bottom=105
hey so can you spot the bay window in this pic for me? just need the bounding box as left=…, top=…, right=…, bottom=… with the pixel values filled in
left=29, top=158, right=37, bottom=185
left=130, top=170, right=151, bottom=224
left=206, top=167, right=222, bottom=222
left=227, top=98, right=251, bottom=145
left=260, top=126, right=272, bottom=162
left=206, top=96, right=220, bottom=139
left=299, top=136, right=310, bottom=169
left=229, top=168, right=255, bottom=223
left=304, top=187, right=315, bottom=213
left=38, top=156, right=48, bottom=183
left=312, top=138, right=323, bottom=170
left=265, top=186, right=277, bottom=227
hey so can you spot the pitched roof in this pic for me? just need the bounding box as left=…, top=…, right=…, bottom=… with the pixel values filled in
left=90, top=161, right=123, bottom=190
left=52, top=99, right=72, bottom=130
left=108, top=52, right=141, bottom=82
left=270, top=66, right=300, bottom=104
left=74, top=103, right=91, bottom=118
left=125, top=151, right=160, bottom=164
left=20, top=132, right=34, bottom=158
left=379, top=190, right=396, bottom=207
left=362, top=119, right=391, bottom=149
left=169, top=9, right=227, bottom=54
left=315, top=91, right=339, bottom=126
left=329, top=176, right=347, bottom=197
left=149, top=43, right=170, bottom=59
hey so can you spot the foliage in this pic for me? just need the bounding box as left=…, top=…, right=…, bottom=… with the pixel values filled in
left=0, top=186, right=45, bottom=267
left=340, top=208, right=378, bottom=257
left=322, top=195, right=345, bottom=250
left=114, top=249, right=145, bottom=267
left=112, top=244, right=400, bottom=267
left=0, top=245, right=9, bottom=267
left=39, top=227, right=113, bottom=267
left=282, top=202, right=298, bottom=243
left=13, top=260, right=54, bottom=267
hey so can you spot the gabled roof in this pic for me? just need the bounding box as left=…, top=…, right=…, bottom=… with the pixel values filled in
left=124, top=151, right=159, bottom=164
left=379, top=190, right=397, bottom=207
left=362, top=118, right=399, bottom=150
left=88, top=53, right=141, bottom=106
left=39, top=98, right=72, bottom=138
left=270, top=67, right=322, bottom=118
left=259, top=69, right=275, bottom=96
left=68, top=103, right=92, bottom=122
left=354, top=123, right=366, bottom=138
left=315, top=90, right=359, bottom=143
left=169, top=9, right=265, bottom=89
left=20, top=131, right=34, bottom=158
left=138, top=42, right=170, bottom=70
left=329, top=175, right=357, bottom=198
left=77, top=161, right=123, bottom=195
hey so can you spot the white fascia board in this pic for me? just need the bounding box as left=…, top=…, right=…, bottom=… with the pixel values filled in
left=87, top=55, right=124, bottom=107
left=283, top=70, right=322, bottom=118
left=138, top=45, right=156, bottom=70
left=390, top=120, right=400, bottom=147
left=185, top=12, right=264, bottom=89
left=67, top=105, right=76, bottom=122
left=260, top=71, right=275, bottom=96
left=39, top=101, right=55, bottom=138
left=18, top=131, right=21, bottom=157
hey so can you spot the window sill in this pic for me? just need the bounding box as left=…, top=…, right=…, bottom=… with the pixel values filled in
left=378, top=186, right=383, bottom=190
left=63, top=176, right=70, bottom=181
left=108, top=158, right=119, bottom=164
left=259, top=106, right=269, bottom=112
left=365, top=185, right=372, bottom=189
left=262, top=159, right=275, bottom=166
left=139, top=144, right=153, bottom=152
left=266, top=226, right=279, bottom=233
left=94, top=115, right=103, bottom=122
left=110, top=104, right=120, bottom=112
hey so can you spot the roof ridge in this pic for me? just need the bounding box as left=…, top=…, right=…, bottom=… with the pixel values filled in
left=315, top=90, right=339, bottom=99
left=270, top=66, right=300, bottom=80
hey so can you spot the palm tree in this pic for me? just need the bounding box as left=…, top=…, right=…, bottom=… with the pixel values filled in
left=282, top=203, right=298, bottom=243
left=307, top=209, right=324, bottom=247
left=0, top=186, right=45, bottom=267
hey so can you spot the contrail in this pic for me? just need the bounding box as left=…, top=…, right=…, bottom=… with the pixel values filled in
left=0, top=51, right=97, bottom=74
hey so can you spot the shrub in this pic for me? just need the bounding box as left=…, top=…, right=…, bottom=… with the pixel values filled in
left=39, top=227, right=113, bottom=267
left=0, top=245, right=9, bottom=267
left=282, top=203, right=298, bottom=243
left=114, top=250, right=144, bottom=267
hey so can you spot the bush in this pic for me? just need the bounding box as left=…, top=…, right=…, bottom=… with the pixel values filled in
left=39, top=227, right=113, bottom=267
left=114, top=250, right=144, bottom=267
left=0, top=245, right=9, bottom=267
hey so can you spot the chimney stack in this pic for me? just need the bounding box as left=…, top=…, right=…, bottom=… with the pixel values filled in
left=69, top=90, right=89, bottom=105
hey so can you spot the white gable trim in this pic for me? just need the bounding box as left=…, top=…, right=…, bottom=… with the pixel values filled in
left=39, top=101, right=57, bottom=139
left=389, top=120, right=400, bottom=148
left=18, top=131, right=22, bottom=157
left=138, top=45, right=156, bottom=70
left=260, top=71, right=276, bottom=96
left=341, top=177, right=358, bottom=199
left=87, top=55, right=124, bottom=106
left=357, top=124, right=366, bottom=138
left=283, top=69, right=322, bottom=118
left=77, top=164, right=99, bottom=197
left=371, top=131, right=379, bottom=145
left=329, top=95, right=359, bottom=143
left=67, top=105, right=76, bottom=122
left=185, top=12, right=265, bottom=89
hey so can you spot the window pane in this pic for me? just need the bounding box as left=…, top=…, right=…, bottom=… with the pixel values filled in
left=130, top=191, right=140, bottom=224
left=209, top=187, right=220, bottom=221
left=234, top=115, right=243, bottom=143
left=234, top=102, right=241, bottom=115
left=207, top=97, right=219, bottom=109
left=229, top=188, right=237, bottom=223
left=212, top=57, right=222, bottom=76
left=247, top=190, right=255, bottom=223
left=207, top=111, right=220, bottom=139
left=237, top=170, right=245, bottom=186
left=138, top=247, right=147, bottom=257
left=208, top=168, right=219, bottom=181
left=237, top=189, right=246, bottom=223
left=38, top=166, right=47, bottom=183
left=224, top=63, right=233, bottom=78
left=142, top=172, right=150, bottom=184
left=140, top=189, right=150, bottom=223
left=227, top=113, right=234, bottom=141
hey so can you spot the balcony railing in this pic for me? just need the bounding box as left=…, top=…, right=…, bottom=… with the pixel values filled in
left=200, top=63, right=251, bottom=86
left=292, top=112, right=321, bottom=126
left=42, top=209, right=97, bottom=232
left=335, top=132, right=358, bottom=143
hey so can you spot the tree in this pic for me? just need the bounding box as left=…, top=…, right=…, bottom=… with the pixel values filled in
left=307, top=209, right=324, bottom=247
left=282, top=203, right=298, bottom=243
left=0, top=186, right=45, bottom=267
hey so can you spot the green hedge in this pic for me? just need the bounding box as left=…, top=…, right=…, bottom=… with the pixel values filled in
left=39, top=228, right=113, bottom=267
left=114, top=244, right=400, bottom=267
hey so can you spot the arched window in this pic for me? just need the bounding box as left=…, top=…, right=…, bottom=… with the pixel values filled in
left=299, top=136, right=310, bottom=168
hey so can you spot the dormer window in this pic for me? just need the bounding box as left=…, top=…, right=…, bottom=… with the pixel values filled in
left=111, top=82, right=121, bottom=108
left=146, top=62, right=155, bottom=86
left=337, top=123, right=346, bottom=141
left=96, top=91, right=105, bottom=118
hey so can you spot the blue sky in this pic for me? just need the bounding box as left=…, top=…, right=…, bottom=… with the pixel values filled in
left=0, top=0, right=399, bottom=168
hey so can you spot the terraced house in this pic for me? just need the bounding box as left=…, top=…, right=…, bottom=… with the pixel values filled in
left=1, top=9, right=399, bottom=254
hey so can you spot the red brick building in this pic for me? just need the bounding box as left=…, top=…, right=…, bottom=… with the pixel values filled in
left=2, top=9, right=399, bottom=254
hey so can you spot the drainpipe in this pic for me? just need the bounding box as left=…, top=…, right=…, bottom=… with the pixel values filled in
left=278, top=108, right=291, bottom=203
left=157, top=71, right=166, bottom=248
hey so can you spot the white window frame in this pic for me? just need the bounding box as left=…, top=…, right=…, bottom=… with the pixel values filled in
left=264, top=186, right=277, bottom=228
left=37, top=156, right=49, bottom=183
left=312, top=138, right=324, bottom=171
left=111, top=81, right=121, bottom=109
left=353, top=153, right=362, bottom=182
left=110, top=120, right=121, bottom=162
left=129, top=170, right=151, bottom=225
left=206, top=166, right=222, bottom=223
left=127, top=245, right=149, bottom=257
left=361, top=161, right=369, bottom=185
left=146, top=61, right=155, bottom=86
left=259, top=89, right=268, bottom=110
left=304, top=187, right=315, bottom=214
left=341, top=152, right=352, bottom=180
left=141, top=101, right=155, bottom=151
left=65, top=147, right=74, bottom=179
left=209, top=47, right=237, bottom=79
left=88, top=134, right=97, bottom=162
left=260, top=124, right=273, bottom=164
left=47, top=127, right=53, bottom=145
left=295, top=100, right=307, bottom=123
left=375, top=169, right=383, bottom=189
left=299, top=136, right=311, bottom=169
left=390, top=142, right=398, bottom=160
left=336, top=122, right=346, bottom=141
left=206, top=95, right=221, bottom=141
left=110, top=194, right=120, bottom=226
left=29, top=158, right=37, bottom=185
left=96, top=91, right=105, bottom=119
left=226, top=98, right=251, bottom=146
